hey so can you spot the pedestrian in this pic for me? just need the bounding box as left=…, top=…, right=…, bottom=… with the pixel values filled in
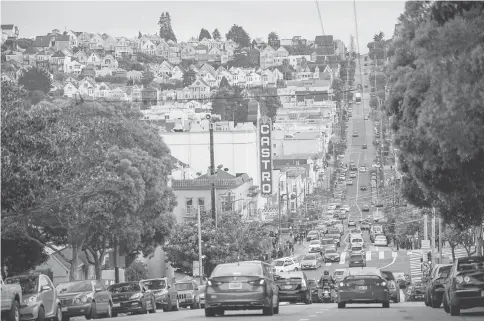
left=277, top=248, right=283, bottom=258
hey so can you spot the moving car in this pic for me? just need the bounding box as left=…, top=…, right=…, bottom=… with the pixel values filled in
left=341, top=205, right=350, bottom=212
left=320, top=238, right=337, bottom=251
left=108, top=281, right=156, bottom=316
left=362, top=144, right=367, bottom=149
left=347, top=220, right=356, bottom=228
left=204, top=261, right=279, bottom=316
left=364, top=115, right=369, bottom=120
left=424, top=264, right=452, bottom=308
left=350, top=236, right=364, bottom=248
left=5, top=272, right=62, bottom=321
left=56, top=280, right=113, bottom=320
left=326, top=234, right=341, bottom=247
left=275, top=271, right=312, bottom=305
left=337, top=268, right=390, bottom=308
left=1, top=275, right=22, bottom=321
left=442, top=256, right=484, bottom=316
left=352, top=131, right=359, bottom=137
left=272, top=257, right=300, bottom=273
left=141, top=277, right=179, bottom=311
left=362, top=204, right=370, bottom=212
left=308, top=240, right=322, bottom=253
left=323, top=248, right=341, bottom=263
left=381, top=271, right=401, bottom=303
left=374, top=235, right=388, bottom=247
left=348, top=253, right=366, bottom=267
left=346, top=179, right=353, bottom=185
left=360, top=185, right=367, bottom=191
left=300, top=254, right=323, bottom=270
left=359, top=166, right=367, bottom=172
left=349, top=171, right=357, bottom=178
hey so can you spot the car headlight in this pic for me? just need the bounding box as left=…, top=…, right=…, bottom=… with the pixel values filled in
left=75, top=293, right=94, bottom=304
left=129, top=293, right=143, bottom=300
left=23, top=296, right=39, bottom=306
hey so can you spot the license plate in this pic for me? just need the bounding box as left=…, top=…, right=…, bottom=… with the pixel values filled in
left=113, top=303, right=120, bottom=308
left=284, top=285, right=293, bottom=289
left=359, top=286, right=367, bottom=290
left=229, top=282, right=242, bottom=289
left=132, top=302, right=137, bottom=306
left=61, top=307, right=68, bottom=312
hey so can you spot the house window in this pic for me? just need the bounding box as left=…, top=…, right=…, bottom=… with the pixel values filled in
left=220, top=191, right=235, bottom=212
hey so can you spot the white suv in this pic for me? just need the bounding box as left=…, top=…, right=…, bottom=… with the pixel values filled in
left=272, top=257, right=300, bottom=273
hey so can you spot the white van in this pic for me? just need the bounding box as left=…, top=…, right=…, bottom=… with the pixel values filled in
left=350, top=236, right=364, bottom=248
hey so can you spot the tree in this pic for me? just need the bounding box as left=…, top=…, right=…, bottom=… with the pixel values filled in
left=182, top=69, right=197, bottom=87
left=384, top=1, right=484, bottom=239
left=163, top=215, right=271, bottom=276
left=158, top=12, right=177, bottom=43
left=369, top=96, right=379, bottom=109
left=130, top=63, right=144, bottom=71
left=441, top=224, right=462, bottom=261
left=1, top=236, right=49, bottom=276
left=124, top=260, right=149, bottom=281
left=18, top=67, right=52, bottom=93
left=198, top=28, right=211, bottom=41
left=373, top=31, right=385, bottom=42
left=459, top=229, right=477, bottom=257
left=15, top=38, right=33, bottom=50
left=268, top=31, right=279, bottom=47
left=219, top=76, right=231, bottom=89
left=225, top=25, right=251, bottom=48
left=2, top=81, right=177, bottom=280
left=138, top=31, right=142, bottom=39
left=212, top=28, right=221, bottom=40
left=141, top=71, right=154, bottom=86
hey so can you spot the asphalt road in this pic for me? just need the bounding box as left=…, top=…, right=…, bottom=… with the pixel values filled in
left=102, top=302, right=484, bottom=320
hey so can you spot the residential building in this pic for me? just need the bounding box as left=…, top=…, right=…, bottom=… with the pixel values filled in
left=272, top=131, right=326, bottom=157
left=1, top=24, right=19, bottom=40
left=260, top=45, right=275, bottom=69
left=171, top=170, right=260, bottom=222
left=274, top=46, right=289, bottom=66
left=248, top=48, right=260, bottom=66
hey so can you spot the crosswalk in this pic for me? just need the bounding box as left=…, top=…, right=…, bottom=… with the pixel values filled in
left=321, top=249, right=396, bottom=267
left=408, top=247, right=469, bottom=282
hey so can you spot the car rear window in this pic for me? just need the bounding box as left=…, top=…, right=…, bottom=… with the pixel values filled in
left=345, top=276, right=381, bottom=285
left=438, top=266, right=452, bottom=276
left=350, top=254, right=363, bottom=259
left=334, top=271, right=344, bottom=276
left=211, top=264, right=263, bottom=277
left=457, top=257, right=484, bottom=271
left=108, top=283, right=140, bottom=293
left=351, top=238, right=363, bottom=243
left=352, top=247, right=362, bottom=251
left=321, top=239, right=334, bottom=245
left=302, top=255, right=316, bottom=260
left=274, top=275, right=302, bottom=282
left=141, top=279, right=166, bottom=290
left=273, top=260, right=284, bottom=266
left=310, top=240, right=320, bottom=245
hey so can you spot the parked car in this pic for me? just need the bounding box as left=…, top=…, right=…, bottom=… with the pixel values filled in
left=442, top=256, right=484, bottom=316
left=204, top=261, right=279, bottom=316
left=175, top=280, right=201, bottom=309
left=362, top=205, right=370, bottom=212
left=406, top=281, right=426, bottom=302
left=107, top=281, right=156, bottom=316
left=424, top=264, right=452, bottom=308
left=56, top=279, right=113, bottom=320
left=381, top=271, right=401, bottom=303
left=141, top=278, right=179, bottom=311
left=337, top=267, right=390, bottom=308
left=1, top=275, right=22, bottom=321
left=274, top=271, right=312, bottom=304
left=5, top=272, right=62, bottom=321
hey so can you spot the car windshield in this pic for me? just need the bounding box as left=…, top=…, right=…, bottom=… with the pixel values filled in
left=175, top=283, right=194, bottom=291
left=302, top=255, right=316, bottom=260
left=321, top=239, right=334, bottom=245
left=457, top=257, right=484, bottom=271
left=352, top=247, right=362, bottom=251
left=211, top=264, right=262, bottom=277
left=334, top=271, right=344, bottom=276
left=310, top=240, right=320, bottom=245
left=325, top=249, right=336, bottom=254
left=108, top=283, right=140, bottom=293
left=141, top=279, right=166, bottom=290
left=56, top=280, right=92, bottom=294
left=438, top=266, right=452, bottom=276
left=345, top=276, right=381, bottom=285
left=273, top=260, right=284, bottom=266
left=5, top=276, right=38, bottom=294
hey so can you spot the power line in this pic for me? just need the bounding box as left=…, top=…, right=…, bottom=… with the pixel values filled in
left=315, top=1, right=326, bottom=35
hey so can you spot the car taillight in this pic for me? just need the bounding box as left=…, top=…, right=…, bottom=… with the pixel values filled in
left=248, top=279, right=265, bottom=286
left=301, top=279, right=306, bottom=288
left=380, top=282, right=387, bottom=287
left=207, top=280, right=222, bottom=286
left=339, top=282, right=345, bottom=287
left=389, top=282, right=395, bottom=289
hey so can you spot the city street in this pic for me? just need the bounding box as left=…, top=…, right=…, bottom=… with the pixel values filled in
left=97, top=302, right=484, bottom=320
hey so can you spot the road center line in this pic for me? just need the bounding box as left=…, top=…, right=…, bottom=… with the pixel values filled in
left=380, top=253, right=398, bottom=269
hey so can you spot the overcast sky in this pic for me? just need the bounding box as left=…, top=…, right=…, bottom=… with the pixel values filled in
left=2, top=0, right=405, bottom=52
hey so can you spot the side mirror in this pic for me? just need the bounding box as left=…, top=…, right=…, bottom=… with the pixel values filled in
left=41, top=285, right=52, bottom=292
left=167, top=285, right=171, bottom=289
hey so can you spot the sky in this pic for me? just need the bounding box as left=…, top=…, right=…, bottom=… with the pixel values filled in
left=1, top=0, right=405, bottom=52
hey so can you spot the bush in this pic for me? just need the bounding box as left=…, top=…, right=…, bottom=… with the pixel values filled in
left=124, top=260, right=149, bottom=281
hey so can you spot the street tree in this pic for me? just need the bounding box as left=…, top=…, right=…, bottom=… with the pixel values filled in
left=124, top=260, right=149, bottom=281
left=459, top=229, right=477, bottom=257
left=140, top=71, right=154, bottom=86
left=198, top=28, right=211, bottom=41
left=219, top=76, right=231, bottom=89
left=18, top=66, right=52, bottom=94
left=373, top=31, right=385, bottom=42
left=268, top=31, right=279, bottom=47
left=212, top=28, right=221, bottom=40
left=384, top=0, right=484, bottom=244
left=441, top=224, right=462, bottom=261
left=225, top=25, right=251, bottom=48
left=158, top=12, right=177, bottom=42
left=182, top=69, right=197, bottom=87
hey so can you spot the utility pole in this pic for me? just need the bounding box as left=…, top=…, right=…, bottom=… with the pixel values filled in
left=209, top=121, right=217, bottom=228
left=197, top=206, right=203, bottom=284
left=278, top=175, right=282, bottom=249
left=438, top=216, right=443, bottom=264
left=431, top=207, right=436, bottom=265
left=424, top=213, right=428, bottom=241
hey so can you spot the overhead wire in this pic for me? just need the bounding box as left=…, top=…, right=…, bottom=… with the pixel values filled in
left=315, top=1, right=326, bottom=35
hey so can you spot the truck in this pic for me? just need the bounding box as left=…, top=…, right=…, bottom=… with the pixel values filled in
left=1, top=275, right=22, bottom=321
left=355, top=92, right=362, bottom=103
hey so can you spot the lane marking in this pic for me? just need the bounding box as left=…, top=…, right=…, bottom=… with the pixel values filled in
left=339, top=252, right=346, bottom=265
left=366, top=251, right=372, bottom=261
left=380, top=253, right=398, bottom=269
left=325, top=262, right=332, bottom=267
left=392, top=251, right=398, bottom=258
left=309, top=315, right=317, bottom=317
left=299, top=319, right=309, bottom=321
left=379, top=251, right=385, bottom=259
left=400, top=289, right=406, bottom=302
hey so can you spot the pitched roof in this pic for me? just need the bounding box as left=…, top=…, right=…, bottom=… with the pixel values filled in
left=33, top=35, right=52, bottom=48
left=55, top=35, right=70, bottom=41
left=1, top=24, right=14, bottom=30
left=172, top=171, right=252, bottom=190
left=52, top=50, right=65, bottom=58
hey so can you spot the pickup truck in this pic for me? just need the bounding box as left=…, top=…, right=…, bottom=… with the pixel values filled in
left=1, top=275, right=22, bottom=321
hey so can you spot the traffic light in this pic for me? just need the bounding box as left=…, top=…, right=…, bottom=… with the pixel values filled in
left=427, top=251, right=432, bottom=262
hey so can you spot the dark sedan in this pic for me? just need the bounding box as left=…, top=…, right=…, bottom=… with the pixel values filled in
left=275, top=271, right=312, bottom=304
left=406, top=282, right=426, bottom=302
left=337, top=268, right=390, bottom=308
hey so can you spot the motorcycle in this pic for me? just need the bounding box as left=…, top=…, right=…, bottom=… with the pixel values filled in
left=318, top=285, right=333, bottom=303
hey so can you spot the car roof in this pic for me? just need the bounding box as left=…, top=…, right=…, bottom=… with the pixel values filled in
left=276, top=271, right=304, bottom=277
left=345, top=267, right=382, bottom=277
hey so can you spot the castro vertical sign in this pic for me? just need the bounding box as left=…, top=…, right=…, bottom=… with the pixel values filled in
left=259, top=116, right=273, bottom=197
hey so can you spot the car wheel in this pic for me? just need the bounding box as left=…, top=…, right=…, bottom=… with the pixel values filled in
left=205, top=308, right=216, bottom=317
left=431, top=298, right=441, bottom=308
left=262, top=300, right=274, bottom=316
left=294, top=267, right=298, bottom=271
left=338, top=302, right=346, bottom=309
left=7, top=300, right=20, bottom=321
left=104, top=302, right=112, bottom=318
left=424, top=293, right=430, bottom=306
left=86, top=303, right=96, bottom=319
left=382, top=301, right=390, bottom=308
left=62, top=316, right=70, bottom=321
left=450, top=302, right=460, bottom=316
left=37, top=305, right=45, bottom=321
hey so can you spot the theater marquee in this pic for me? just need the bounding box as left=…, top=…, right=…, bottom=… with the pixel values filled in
left=259, top=116, right=273, bottom=197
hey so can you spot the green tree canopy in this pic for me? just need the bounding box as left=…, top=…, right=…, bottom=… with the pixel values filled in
left=18, top=66, right=52, bottom=94
left=385, top=1, right=484, bottom=228
left=198, top=28, right=211, bottom=41
left=212, top=28, right=221, bottom=40
left=226, top=25, right=251, bottom=48
left=182, top=69, right=197, bottom=87
left=158, top=12, right=177, bottom=42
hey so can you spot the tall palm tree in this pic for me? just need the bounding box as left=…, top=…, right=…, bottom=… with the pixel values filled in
left=373, top=31, right=385, bottom=42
